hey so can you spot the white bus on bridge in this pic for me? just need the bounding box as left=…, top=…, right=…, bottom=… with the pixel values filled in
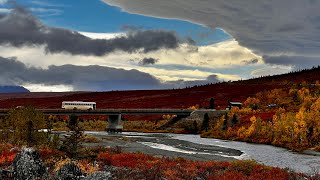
left=61, top=101, right=96, bottom=110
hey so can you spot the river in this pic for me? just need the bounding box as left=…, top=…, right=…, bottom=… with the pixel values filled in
left=84, top=131, right=320, bottom=174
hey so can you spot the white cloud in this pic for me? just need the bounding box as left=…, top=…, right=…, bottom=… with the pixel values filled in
left=30, top=0, right=67, bottom=7
left=251, top=65, right=292, bottom=77
left=29, top=8, right=63, bottom=17
left=0, top=8, right=10, bottom=14
left=79, top=31, right=125, bottom=39
left=22, top=83, right=74, bottom=92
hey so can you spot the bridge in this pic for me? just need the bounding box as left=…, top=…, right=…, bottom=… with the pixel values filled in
left=0, top=108, right=227, bottom=132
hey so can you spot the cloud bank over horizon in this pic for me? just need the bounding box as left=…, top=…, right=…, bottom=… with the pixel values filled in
left=0, top=56, right=224, bottom=91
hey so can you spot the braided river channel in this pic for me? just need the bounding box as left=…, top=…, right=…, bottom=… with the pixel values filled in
left=84, top=131, right=320, bottom=174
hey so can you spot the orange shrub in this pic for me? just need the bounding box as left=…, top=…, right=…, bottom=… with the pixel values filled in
left=0, top=144, right=16, bottom=167
left=77, top=159, right=99, bottom=174
left=0, top=150, right=16, bottom=167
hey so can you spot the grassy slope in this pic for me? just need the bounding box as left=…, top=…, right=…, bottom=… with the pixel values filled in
left=0, top=67, right=319, bottom=109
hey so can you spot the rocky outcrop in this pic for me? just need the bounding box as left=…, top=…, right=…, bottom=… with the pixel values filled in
left=0, top=169, right=13, bottom=179
left=12, top=148, right=49, bottom=180
left=1, top=148, right=116, bottom=180
left=54, top=162, right=85, bottom=180
left=83, top=171, right=112, bottom=180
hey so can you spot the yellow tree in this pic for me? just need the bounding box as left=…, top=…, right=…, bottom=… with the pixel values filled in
left=244, top=97, right=260, bottom=110
left=267, top=89, right=287, bottom=105
left=315, top=80, right=320, bottom=87
left=229, top=106, right=240, bottom=119
left=211, top=115, right=226, bottom=138
left=289, top=88, right=299, bottom=103
left=294, top=108, right=308, bottom=147
left=311, top=97, right=320, bottom=112
left=256, top=91, right=268, bottom=105
left=237, top=126, right=247, bottom=139
left=297, top=88, right=310, bottom=103
left=307, top=98, right=320, bottom=146
left=272, top=111, right=295, bottom=147
left=246, top=116, right=262, bottom=139
left=246, top=116, right=257, bottom=138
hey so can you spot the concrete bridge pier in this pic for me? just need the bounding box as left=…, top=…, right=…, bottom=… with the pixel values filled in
left=107, top=114, right=123, bottom=132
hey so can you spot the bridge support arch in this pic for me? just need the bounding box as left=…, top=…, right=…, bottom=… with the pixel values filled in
left=107, top=114, right=123, bottom=132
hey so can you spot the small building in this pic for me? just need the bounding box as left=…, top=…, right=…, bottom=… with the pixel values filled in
left=228, top=101, right=242, bottom=109
left=268, top=104, right=277, bottom=108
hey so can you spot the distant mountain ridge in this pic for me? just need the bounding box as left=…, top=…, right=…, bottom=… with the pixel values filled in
left=0, top=86, right=30, bottom=93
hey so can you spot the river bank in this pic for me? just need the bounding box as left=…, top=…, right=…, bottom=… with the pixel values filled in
left=78, top=131, right=320, bottom=174
left=82, top=131, right=242, bottom=162
left=1, top=147, right=309, bottom=180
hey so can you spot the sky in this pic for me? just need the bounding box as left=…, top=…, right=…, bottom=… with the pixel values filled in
left=0, top=0, right=318, bottom=92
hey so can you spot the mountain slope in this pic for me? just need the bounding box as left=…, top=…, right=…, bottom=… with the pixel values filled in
left=0, top=86, right=30, bottom=93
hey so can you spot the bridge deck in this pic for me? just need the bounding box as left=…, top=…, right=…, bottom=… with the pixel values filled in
left=0, top=109, right=196, bottom=115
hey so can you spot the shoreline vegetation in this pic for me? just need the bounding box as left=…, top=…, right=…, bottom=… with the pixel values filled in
left=200, top=82, right=320, bottom=153
left=1, top=145, right=316, bottom=179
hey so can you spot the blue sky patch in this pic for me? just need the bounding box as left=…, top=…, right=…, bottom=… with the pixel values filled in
left=9, top=0, right=231, bottom=46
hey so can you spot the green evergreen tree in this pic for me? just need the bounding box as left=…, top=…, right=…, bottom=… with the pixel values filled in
left=209, top=98, right=215, bottom=109
left=193, top=120, right=198, bottom=134
left=232, top=114, right=238, bottom=126
left=61, top=114, right=84, bottom=158
left=201, top=113, right=210, bottom=132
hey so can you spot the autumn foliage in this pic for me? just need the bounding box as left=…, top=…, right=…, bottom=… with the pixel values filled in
left=0, top=144, right=16, bottom=167
left=97, top=150, right=306, bottom=180
left=0, top=144, right=316, bottom=179
left=202, top=82, right=320, bottom=151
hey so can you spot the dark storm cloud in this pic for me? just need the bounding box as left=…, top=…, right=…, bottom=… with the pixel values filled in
left=0, top=7, right=180, bottom=56
left=165, top=74, right=220, bottom=88
left=0, top=56, right=162, bottom=91
left=185, top=37, right=196, bottom=45
left=0, top=56, right=221, bottom=90
left=103, top=0, right=320, bottom=68
left=242, top=59, right=258, bottom=65
left=263, top=55, right=320, bottom=70
left=138, top=57, right=158, bottom=66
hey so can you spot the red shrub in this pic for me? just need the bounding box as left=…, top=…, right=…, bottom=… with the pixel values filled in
left=97, top=151, right=305, bottom=180
left=249, top=166, right=289, bottom=180
left=39, top=147, right=64, bottom=160
left=213, top=170, right=247, bottom=180
left=97, top=151, right=156, bottom=168
left=0, top=144, right=16, bottom=167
